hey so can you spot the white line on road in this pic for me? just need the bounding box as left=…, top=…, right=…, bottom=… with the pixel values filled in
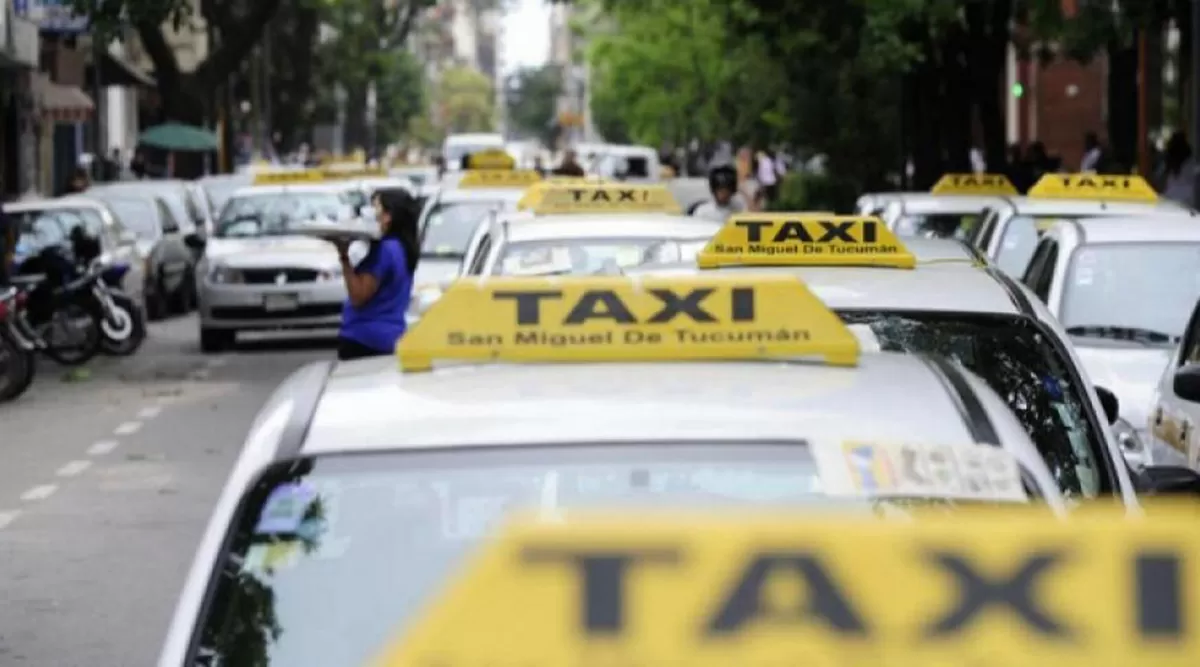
left=20, top=485, right=57, bottom=501
left=206, top=357, right=229, bottom=368
left=114, top=421, right=142, bottom=436
left=87, top=440, right=119, bottom=456
left=0, top=511, right=19, bottom=530
left=188, top=368, right=210, bottom=380
left=137, top=405, right=163, bottom=419
left=56, top=460, right=92, bottom=477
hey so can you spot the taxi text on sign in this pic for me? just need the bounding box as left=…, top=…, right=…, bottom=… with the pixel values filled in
left=395, top=274, right=860, bottom=371
left=1027, top=174, right=1158, bottom=201
left=930, top=173, right=1017, bottom=196
left=698, top=214, right=917, bottom=269
left=458, top=169, right=542, bottom=189
left=375, top=506, right=1200, bottom=667
left=529, top=184, right=681, bottom=214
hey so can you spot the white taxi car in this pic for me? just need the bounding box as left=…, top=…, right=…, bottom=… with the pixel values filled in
left=414, top=168, right=541, bottom=286
left=1020, top=217, right=1200, bottom=468
left=629, top=213, right=1200, bottom=503
left=874, top=173, right=1017, bottom=238
left=194, top=179, right=359, bottom=351
left=160, top=271, right=1066, bottom=665
left=966, top=173, right=1193, bottom=277
left=1149, top=297, right=1200, bottom=472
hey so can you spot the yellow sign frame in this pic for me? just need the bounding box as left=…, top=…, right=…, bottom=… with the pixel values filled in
left=930, top=173, right=1017, bottom=196
left=1027, top=174, right=1158, bottom=201
left=458, top=169, right=542, bottom=189
left=697, top=214, right=917, bottom=269
left=525, top=183, right=681, bottom=215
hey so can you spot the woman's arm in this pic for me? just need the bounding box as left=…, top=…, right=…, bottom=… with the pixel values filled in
left=339, top=246, right=380, bottom=308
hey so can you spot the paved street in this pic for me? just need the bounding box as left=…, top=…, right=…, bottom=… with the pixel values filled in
left=0, top=315, right=336, bottom=666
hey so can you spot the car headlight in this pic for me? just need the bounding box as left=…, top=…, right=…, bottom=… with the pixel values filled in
left=318, top=266, right=343, bottom=281
left=209, top=264, right=243, bottom=284
left=1113, top=418, right=1150, bottom=469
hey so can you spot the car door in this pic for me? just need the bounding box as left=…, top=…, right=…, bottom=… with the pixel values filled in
left=1151, top=299, right=1200, bottom=469
left=155, top=198, right=194, bottom=295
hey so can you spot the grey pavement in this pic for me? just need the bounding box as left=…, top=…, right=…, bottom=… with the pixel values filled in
left=0, top=314, right=334, bottom=666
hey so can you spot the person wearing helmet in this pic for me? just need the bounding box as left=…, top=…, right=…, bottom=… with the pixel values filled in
left=691, top=164, right=746, bottom=222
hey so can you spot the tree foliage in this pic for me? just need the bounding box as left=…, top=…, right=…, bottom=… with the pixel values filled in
left=429, top=66, right=497, bottom=136
left=506, top=65, right=564, bottom=147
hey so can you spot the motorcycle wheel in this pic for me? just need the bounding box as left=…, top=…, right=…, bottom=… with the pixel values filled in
left=40, top=301, right=103, bottom=366
left=0, top=331, right=36, bottom=402
left=100, top=294, right=146, bottom=356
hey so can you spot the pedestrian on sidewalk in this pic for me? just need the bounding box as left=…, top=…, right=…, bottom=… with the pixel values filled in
left=756, top=149, right=779, bottom=207
left=331, top=187, right=420, bottom=361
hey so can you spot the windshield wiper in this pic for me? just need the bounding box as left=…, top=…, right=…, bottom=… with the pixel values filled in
left=1065, top=325, right=1180, bottom=344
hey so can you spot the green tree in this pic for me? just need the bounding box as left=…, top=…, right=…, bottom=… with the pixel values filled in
left=434, top=66, right=497, bottom=135
left=506, top=65, right=564, bottom=146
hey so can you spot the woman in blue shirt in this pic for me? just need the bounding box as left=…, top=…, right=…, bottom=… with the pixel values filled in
left=332, top=188, right=420, bottom=360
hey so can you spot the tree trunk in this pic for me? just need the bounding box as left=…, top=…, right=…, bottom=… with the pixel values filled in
left=343, top=85, right=368, bottom=153
left=965, top=0, right=1011, bottom=171
left=910, top=42, right=943, bottom=188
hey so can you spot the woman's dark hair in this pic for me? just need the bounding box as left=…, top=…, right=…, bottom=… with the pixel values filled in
left=371, top=187, right=421, bottom=272
left=1165, top=131, right=1192, bottom=176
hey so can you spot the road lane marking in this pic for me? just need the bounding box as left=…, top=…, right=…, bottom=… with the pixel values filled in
left=56, top=460, right=91, bottom=477
left=188, top=368, right=210, bottom=381
left=206, top=357, right=229, bottom=368
left=87, top=440, right=119, bottom=456
left=20, top=485, right=57, bottom=501
left=0, top=511, right=19, bottom=530
left=114, top=421, right=142, bottom=436
left=137, top=405, right=162, bottom=419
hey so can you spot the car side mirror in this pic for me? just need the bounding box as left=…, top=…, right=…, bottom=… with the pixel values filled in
left=1139, top=465, right=1200, bottom=496
left=1095, top=385, right=1119, bottom=424
left=1172, top=364, right=1200, bottom=403
left=184, top=234, right=206, bottom=250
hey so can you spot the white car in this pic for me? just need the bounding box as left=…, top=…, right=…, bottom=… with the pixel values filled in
left=159, top=271, right=1064, bottom=665
left=1020, top=217, right=1200, bottom=468
left=626, top=212, right=1200, bottom=504
left=868, top=173, right=1017, bottom=238
left=414, top=182, right=529, bottom=287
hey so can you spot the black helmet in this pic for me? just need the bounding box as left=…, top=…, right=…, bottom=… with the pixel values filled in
left=708, top=164, right=737, bottom=191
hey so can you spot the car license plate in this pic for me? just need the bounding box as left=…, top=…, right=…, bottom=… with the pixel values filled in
left=263, top=294, right=299, bottom=312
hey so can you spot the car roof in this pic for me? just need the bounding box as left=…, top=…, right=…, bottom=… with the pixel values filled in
left=1004, top=196, right=1191, bottom=216
left=303, top=353, right=996, bottom=454
left=435, top=187, right=526, bottom=204
left=230, top=183, right=356, bottom=196
left=1066, top=216, right=1200, bottom=243
left=626, top=262, right=1018, bottom=315
left=897, top=194, right=1010, bottom=213
left=4, top=197, right=107, bottom=212
left=500, top=214, right=721, bottom=243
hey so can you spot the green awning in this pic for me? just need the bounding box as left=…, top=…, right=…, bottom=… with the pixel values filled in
left=138, top=122, right=218, bottom=152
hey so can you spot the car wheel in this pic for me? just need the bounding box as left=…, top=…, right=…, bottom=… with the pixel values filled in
left=199, top=327, right=235, bottom=353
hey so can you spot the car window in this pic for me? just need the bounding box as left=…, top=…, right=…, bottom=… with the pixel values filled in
left=494, top=238, right=695, bottom=276
left=993, top=214, right=1041, bottom=276
left=893, top=213, right=979, bottom=239
left=420, top=201, right=500, bottom=256
left=842, top=311, right=1105, bottom=499
left=1179, top=299, right=1200, bottom=366
left=1021, top=238, right=1058, bottom=303
left=1059, top=243, right=1200, bottom=345
left=189, top=443, right=1017, bottom=666
left=104, top=198, right=161, bottom=239
left=216, top=192, right=352, bottom=237
left=970, top=208, right=999, bottom=250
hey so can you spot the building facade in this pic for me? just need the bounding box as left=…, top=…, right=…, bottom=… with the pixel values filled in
left=1, top=0, right=39, bottom=196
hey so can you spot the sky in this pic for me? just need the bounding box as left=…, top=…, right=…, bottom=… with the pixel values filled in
left=502, top=0, right=551, bottom=73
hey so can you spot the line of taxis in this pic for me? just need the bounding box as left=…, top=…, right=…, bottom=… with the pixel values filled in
left=159, top=155, right=1200, bottom=665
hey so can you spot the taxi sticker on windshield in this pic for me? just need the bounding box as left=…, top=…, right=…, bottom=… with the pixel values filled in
left=697, top=214, right=916, bottom=269
left=395, top=274, right=861, bottom=371
left=930, top=173, right=1016, bottom=196
left=254, top=481, right=318, bottom=535
left=1027, top=173, right=1158, bottom=200
left=244, top=541, right=302, bottom=574
left=528, top=183, right=681, bottom=215
left=371, top=504, right=1200, bottom=667
left=812, top=440, right=1027, bottom=503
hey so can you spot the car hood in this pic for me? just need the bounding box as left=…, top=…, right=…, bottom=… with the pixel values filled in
left=413, top=257, right=462, bottom=286
left=205, top=236, right=339, bottom=269
left=1074, top=345, right=1173, bottom=425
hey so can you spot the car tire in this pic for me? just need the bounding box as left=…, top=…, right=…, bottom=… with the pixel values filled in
left=199, top=327, right=235, bottom=353
left=145, top=291, right=167, bottom=321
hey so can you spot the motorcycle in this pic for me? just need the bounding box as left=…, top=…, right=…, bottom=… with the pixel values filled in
left=97, top=262, right=146, bottom=356
left=0, top=287, right=37, bottom=403
left=15, top=242, right=105, bottom=367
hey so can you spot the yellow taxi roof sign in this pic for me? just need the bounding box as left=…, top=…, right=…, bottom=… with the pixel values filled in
left=930, top=173, right=1017, bottom=195
left=464, top=149, right=516, bottom=170
left=373, top=503, right=1200, bottom=667
left=459, top=169, right=542, bottom=189
left=1028, top=173, right=1158, bottom=201
left=697, top=214, right=916, bottom=269
left=252, top=170, right=326, bottom=185
left=528, top=183, right=681, bottom=215
left=395, top=274, right=859, bottom=371
left=516, top=178, right=605, bottom=210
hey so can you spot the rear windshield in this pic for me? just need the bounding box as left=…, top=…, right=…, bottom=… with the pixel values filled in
left=419, top=201, right=501, bottom=256
left=843, top=311, right=1104, bottom=498
left=189, top=443, right=1022, bottom=665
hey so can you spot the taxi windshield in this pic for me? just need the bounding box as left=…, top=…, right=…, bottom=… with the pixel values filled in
left=993, top=214, right=1063, bottom=276
left=642, top=238, right=710, bottom=264
left=893, top=213, right=979, bottom=240
left=1060, top=243, right=1200, bottom=345
left=842, top=311, right=1103, bottom=498
left=419, top=201, right=500, bottom=256
left=104, top=198, right=161, bottom=239
left=216, top=192, right=353, bottom=238
left=495, top=238, right=691, bottom=275
left=190, top=443, right=1020, bottom=666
